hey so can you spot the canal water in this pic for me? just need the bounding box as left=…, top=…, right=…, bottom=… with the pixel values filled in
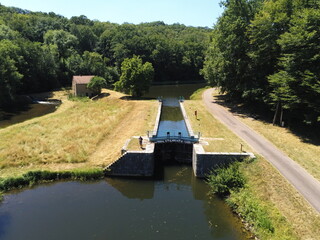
left=0, top=103, right=58, bottom=129
left=0, top=84, right=250, bottom=239
left=0, top=166, right=249, bottom=240
left=157, top=98, right=189, bottom=138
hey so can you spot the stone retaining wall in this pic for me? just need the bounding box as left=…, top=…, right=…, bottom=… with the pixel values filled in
left=192, top=144, right=255, bottom=178
left=105, top=143, right=155, bottom=177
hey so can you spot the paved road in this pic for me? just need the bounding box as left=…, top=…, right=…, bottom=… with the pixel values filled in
left=203, top=88, right=320, bottom=213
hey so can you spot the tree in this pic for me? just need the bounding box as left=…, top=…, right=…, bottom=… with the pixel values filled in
left=115, top=56, right=154, bottom=97
left=0, top=40, right=23, bottom=107
left=247, top=0, right=293, bottom=102
left=269, top=7, right=320, bottom=124
left=202, top=0, right=258, bottom=99
left=43, top=29, right=78, bottom=58
left=87, top=76, right=106, bottom=95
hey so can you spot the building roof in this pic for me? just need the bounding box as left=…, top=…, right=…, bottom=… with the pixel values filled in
left=72, top=75, right=95, bottom=84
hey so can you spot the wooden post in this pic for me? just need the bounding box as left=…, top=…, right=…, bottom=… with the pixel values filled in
left=240, top=143, right=243, bottom=152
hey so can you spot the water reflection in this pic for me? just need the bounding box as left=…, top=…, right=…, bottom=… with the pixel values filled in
left=0, top=103, right=58, bottom=129
left=144, top=83, right=206, bottom=99
left=0, top=166, right=249, bottom=240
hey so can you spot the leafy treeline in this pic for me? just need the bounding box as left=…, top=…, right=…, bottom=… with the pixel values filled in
left=0, top=4, right=210, bottom=107
left=202, top=0, right=320, bottom=126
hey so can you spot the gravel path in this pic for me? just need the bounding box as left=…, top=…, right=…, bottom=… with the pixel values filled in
left=203, top=88, right=320, bottom=213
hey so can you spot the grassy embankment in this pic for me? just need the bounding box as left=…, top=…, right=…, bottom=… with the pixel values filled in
left=0, top=89, right=157, bottom=191
left=184, top=87, right=320, bottom=240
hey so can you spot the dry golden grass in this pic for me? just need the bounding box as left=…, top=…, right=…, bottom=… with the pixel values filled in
left=0, top=89, right=158, bottom=178
left=185, top=88, right=320, bottom=240
left=127, top=138, right=145, bottom=151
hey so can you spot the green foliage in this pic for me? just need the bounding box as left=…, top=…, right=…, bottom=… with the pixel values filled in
left=269, top=7, right=320, bottom=123
left=227, top=189, right=276, bottom=236
left=203, top=0, right=320, bottom=126
left=0, top=39, right=23, bottom=107
left=87, top=76, right=107, bottom=95
left=202, top=0, right=257, bottom=98
left=207, top=162, right=246, bottom=197
left=0, top=169, right=104, bottom=192
left=207, top=161, right=280, bottom=238
left=0, top=4, right=209, bottom=108
left=69, top=169, right=104, bottom=181
left=44, top=29, right=78, bottom=58
left=115, top=55, right=154, bottom=97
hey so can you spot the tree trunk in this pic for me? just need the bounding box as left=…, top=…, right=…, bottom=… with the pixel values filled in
left=280, top=104, right=284, bottom=126
left=273, top=101, right=280, bottom=125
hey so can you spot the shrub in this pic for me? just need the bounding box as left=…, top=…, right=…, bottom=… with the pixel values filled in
left=0, top=177, right=28, bottom=191
left=207, top=162, right=246, bottom=197
left=0, top=169, right=104, bottom=193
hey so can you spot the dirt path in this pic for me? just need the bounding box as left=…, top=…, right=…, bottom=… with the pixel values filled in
left=203, top=88, right=320, bottom=213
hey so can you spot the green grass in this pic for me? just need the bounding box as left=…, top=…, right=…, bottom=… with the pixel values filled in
left=67, top=94, right=90, bottom=102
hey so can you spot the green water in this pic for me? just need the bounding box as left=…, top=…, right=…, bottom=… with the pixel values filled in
left=0, top=166, right=250, bottom=240
left=0, top=103, right=57, bottom=129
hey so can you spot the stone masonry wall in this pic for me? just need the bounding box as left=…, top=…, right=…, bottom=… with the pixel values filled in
left=105, top=143, right=155, bottom=177
left=193, top=144, right=255, bottom=178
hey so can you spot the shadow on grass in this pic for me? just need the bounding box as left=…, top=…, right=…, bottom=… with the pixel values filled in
left=213, top=93, right=320, bottom=146
left=119, top=96, right=156, bottom=101
left=92, top=93, right=110, bottom=100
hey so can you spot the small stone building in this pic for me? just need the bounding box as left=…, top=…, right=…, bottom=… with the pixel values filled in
left=72, top=75, right=95, bottom=97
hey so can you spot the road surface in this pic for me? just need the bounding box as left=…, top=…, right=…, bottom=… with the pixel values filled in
left=203, top=88, right=320, bottom=213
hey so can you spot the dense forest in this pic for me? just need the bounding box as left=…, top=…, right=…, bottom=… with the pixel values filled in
left=202, top=0, right=320, bottom=127
left=0, top=4, right=210, bottom=107
left=1, top=1, right=319, bottom=128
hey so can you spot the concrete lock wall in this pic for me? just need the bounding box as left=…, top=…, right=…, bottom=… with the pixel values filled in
left=105, top=143, right=155, bottom=177
left=192, top=144, right=254, bottom=178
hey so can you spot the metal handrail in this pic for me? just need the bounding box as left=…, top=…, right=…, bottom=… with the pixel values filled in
left=147, top=130, right=200, bottom=143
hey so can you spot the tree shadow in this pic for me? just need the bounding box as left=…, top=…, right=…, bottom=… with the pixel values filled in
left=119, top=96, right=156, bottom=101
left=92, top=93, right=110, bottom=100
left=213, top=93, right=320, bottom=146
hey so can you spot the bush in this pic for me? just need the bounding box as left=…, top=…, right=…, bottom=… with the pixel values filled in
left=0, top=169, right=104, bottom=193
left=207, top=162, right=246, bottom=197
left=0, top=177, right=28, bottom=191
